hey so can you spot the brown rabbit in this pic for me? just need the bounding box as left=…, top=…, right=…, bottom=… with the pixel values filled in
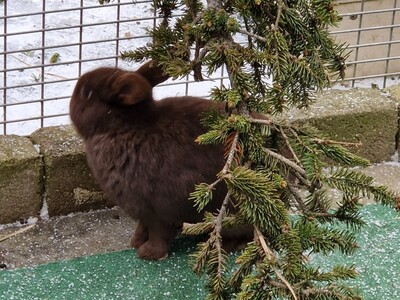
left=70, top=61, right=248, bottom=260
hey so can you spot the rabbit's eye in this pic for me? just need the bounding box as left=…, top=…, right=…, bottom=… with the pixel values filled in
left=87, top=90, right=93, bottom=100
left=79, top=81, right=93, bottom=101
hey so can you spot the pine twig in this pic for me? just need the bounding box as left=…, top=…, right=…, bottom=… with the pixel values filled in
left=288, top=127, right=318, bottom=155
left=214, top=193, right=231, bottom=233
left=10, top=54, right=68, bottom=80
left=264, top=148, right=305, bottom=177
left=222, top=131, right=240, bottom=174
left=263, top=147, right=311, bottom=189
left=238, top=29, right=267, bottom=43
left=255, top=227, right=298, bottom=300
left=248, top=117, right=272, bottom=125
left=312, top=138, right=362, bottom=148
left=196, top=132, right=240, bottom=196
left=275, top=0, right=285, bottom=29
left=204, top=132, right=239, bottom=287
left=279, top=126, right=302, bottom=166
left=0, top=224, right=36, bottom=242
left=210, top=192, right=231, bottom=279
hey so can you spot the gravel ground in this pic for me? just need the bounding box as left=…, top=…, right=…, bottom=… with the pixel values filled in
left=0, top=207, right=135, bottom=270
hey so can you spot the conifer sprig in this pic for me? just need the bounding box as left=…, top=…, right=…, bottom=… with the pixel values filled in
left=114, top=0, right=400, bottom=298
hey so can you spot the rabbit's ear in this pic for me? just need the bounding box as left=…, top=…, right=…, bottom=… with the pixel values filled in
left=113, top=73, right=153, bottom=106
left=136, top=61, right=169, bottom=87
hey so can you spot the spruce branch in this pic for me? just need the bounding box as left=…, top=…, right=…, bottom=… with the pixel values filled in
left=302, top=285, right=361, bottom=299
left=127, top=0, right=399, bottom=298
left=190, top=130, right=240, bottom=298
left=263, top=147, right=310, bottom=188
left=312, top=138, right=362, bottom=148
left=237, top=29, right=267, bottom=43
left=279, top=125, right=302, bottom=166
left=248, top=117, right=273, bottom=126
left=214, top=193, right=231, bottom=237
left=190, top=182, right=220, bottom=212
left=289, top=127, right=316, bottom=155
left=199, top=193, right=231, bottom=299
left=324, top=167, right=397, bottom=206
left=275, top=0, right=286, bottom=29
left=255, top=227, right=298, bottom=300
left=221, top=131, right=240, bottom=175
left=316, top=142, right=370, bottom=167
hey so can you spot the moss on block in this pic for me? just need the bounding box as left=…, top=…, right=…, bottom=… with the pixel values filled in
left=29, top=125, right=112, bottom=217
left=287, top=88, right=398, bottom=163
left=388, top=83, right=400, bottom=102
left=0, top=135, right=42, bottom=224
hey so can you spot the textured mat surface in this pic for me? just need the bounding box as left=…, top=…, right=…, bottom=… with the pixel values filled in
left=0, top=204, right=399, bottom=300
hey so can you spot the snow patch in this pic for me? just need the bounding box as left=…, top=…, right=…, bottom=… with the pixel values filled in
left=0, top=216, right=38, bottom=231
left=33, top=144, right=41, bottom=154
left=40, top=198, right=49, bottom=221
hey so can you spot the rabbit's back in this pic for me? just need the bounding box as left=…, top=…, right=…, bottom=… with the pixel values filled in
left=84, top=96, right=225, bottom=225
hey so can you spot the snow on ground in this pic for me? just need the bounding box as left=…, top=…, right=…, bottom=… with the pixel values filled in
left=1, top=0, right=399, bottom=135
left=1, top=0, right=151, bottom=135
left=0, top=0, right=229, bottom=135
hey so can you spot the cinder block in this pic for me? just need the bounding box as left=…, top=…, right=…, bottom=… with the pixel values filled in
left=388, top=83, right=400, bottom=101
left=288, top=88, right=398, bottom=163
left=30, top=125, right=112, bottom=217
left=0, top=135, right=42, bottom=224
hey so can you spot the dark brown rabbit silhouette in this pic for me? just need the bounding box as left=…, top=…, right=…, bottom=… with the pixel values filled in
left=70, top=61, right=249, bottom=260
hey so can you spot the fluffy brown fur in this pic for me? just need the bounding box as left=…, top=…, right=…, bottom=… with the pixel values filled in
left=70, top=62, right=249, bottom=260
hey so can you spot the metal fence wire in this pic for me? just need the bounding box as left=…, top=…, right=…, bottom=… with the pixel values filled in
left=1, top=0, right=399, bottom=135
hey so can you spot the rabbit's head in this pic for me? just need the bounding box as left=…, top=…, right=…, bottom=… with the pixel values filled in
left=70, top=61, right=169, bottom=138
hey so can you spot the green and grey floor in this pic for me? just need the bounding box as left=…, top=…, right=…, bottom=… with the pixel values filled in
left=1, top=204, right=399, bottom=300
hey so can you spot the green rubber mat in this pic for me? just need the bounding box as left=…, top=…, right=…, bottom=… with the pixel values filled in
left=311, top=204, right=400, bottom=300
left=0, top=204, right=399, bottom=300
left=0, top=238, right=207, bottom=300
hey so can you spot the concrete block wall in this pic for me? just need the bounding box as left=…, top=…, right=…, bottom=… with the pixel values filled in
left=30, top=126, right=112, bottom=217
left=0, top=126, right=112, bottom=225
left=0, top=136, right=42, bottom=224
left=288, top=88, right=399, bottom=162
left=0, top=87, right=399, bottom=224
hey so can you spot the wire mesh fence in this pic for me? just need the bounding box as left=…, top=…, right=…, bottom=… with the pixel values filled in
left=1, top=0, right=156, bottom=135
left=1, top=0, right=399, bottom=135
left=333, top=0, right=400, bottom=88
